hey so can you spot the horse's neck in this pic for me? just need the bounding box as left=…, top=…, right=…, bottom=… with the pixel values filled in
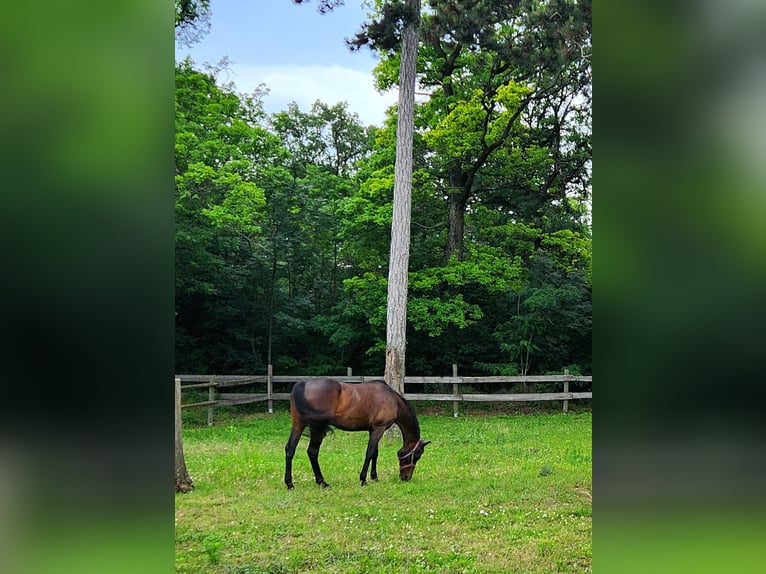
left=395, top=398, right=420, bottom=446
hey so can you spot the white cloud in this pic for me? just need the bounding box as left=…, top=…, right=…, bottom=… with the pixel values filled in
left=228, top=63, right=398, bottom=127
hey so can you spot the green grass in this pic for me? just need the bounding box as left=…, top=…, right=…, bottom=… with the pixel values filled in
left=176, top=411, right=591, bottom=573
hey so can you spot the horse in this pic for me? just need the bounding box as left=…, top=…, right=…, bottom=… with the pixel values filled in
left=284, top=378, right=430, bottom=489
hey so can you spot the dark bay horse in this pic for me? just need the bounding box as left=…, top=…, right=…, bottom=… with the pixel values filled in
left=284, top=378, right=430, bottom=489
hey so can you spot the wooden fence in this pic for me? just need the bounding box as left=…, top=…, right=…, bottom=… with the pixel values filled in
left=177, top=366, right=592, bottom=425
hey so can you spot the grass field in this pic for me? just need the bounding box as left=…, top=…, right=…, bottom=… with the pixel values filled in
left=175, top=408, right=591, bottom=573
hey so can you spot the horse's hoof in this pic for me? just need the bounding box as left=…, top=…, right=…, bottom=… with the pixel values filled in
left=286, top=484, right=294, bottom=490
left=319, top=482, right=330, bottom=489
left=360, top=480, right=367, bottom=486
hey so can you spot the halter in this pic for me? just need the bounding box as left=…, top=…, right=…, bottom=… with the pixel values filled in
left=398, top=444, right=419, bottom=470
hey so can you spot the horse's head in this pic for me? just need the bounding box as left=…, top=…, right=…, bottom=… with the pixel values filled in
left=397, top=439, right=431, bottom=481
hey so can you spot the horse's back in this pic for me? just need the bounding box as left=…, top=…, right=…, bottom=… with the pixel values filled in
left=292, top=378, right=398, bottom=431
left=304, top=378, right=344, bottom=410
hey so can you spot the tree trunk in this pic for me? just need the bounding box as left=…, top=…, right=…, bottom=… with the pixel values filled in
left=445, top=160, right=471, bottom=260
left=175, top=377, right=194, bottom=493
left=385, top=0, right=421, bottom=396
left=446, top=190, right=466, bottom=260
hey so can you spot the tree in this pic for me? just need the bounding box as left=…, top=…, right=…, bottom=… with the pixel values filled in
left=175, top=0, right=212, bottom=46
left=359, top=0, right=592, bottom=379
left=267, top=100, right=371, bottom=371
left=175, top=60, right=280, bottom=374
left=294, top=0, right=423, bottom=394
left=175, top=378, right=194, bottom=493
left=271, top=100, right=371, bottom=178
left=371, top=0, right=592, bottom=260
left=382, top=0, right=421, bottom=394
left=173, top=3, right=592, bottom=379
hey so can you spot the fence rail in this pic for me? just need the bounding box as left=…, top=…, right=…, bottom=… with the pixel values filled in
left=177, top=366, right=592, bottom=424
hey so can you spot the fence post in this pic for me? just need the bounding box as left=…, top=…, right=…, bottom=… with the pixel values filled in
left=267, top=364, right=274, bottom=413
left=452, top=364, right=460, bottom=417
left=563, top=368, right=570, bottom=414
left=347, top=367, right=352, bottom=377
left=207, top=377, right=215, bottom=426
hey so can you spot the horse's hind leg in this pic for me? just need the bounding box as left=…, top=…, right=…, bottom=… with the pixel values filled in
left=284, top=423, right=305, bottom=490
left=307, top=427, right=330, bottom=488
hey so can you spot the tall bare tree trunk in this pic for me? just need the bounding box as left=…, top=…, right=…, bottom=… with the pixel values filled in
left=175, top=377, right=194, bottom=493
left=384, top=0, right=421, bottom=396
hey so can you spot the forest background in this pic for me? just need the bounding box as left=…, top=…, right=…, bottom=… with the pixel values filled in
left=175, top=0, right=592, bottom=378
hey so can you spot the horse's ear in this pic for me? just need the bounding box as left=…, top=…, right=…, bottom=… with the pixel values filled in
left=421, top=440, right=431, bottom=448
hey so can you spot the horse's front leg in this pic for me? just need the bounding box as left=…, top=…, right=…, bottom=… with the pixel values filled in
left=307, top=428, right=330, bottom=488
left=370, top=447, right=378, bottom=483
left=360, top=427, right=385, bottom=486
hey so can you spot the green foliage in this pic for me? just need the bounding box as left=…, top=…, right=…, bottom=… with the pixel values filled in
left=270, top=101, right=370, bottom=177
left=342, top=272, right=388, bottom=323
left=494, top=254, right=592, bottom=375
left=175, top=0, right=211, bottom=46
left=423, top=82, right=532, bottom=170
left=347, top=0, right=421, bottom=52
left=174, top=60, right=279, bottom=372
left=542, top=228, right=593, bottom=282
left=409, top=293, right=483, bottom=336
left=174, top=0, right=591, bottom=376
left=175, top=0, right=209, bottom=29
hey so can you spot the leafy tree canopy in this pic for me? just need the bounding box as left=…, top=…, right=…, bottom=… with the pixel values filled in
left=174, top=1, right=591, bottom=377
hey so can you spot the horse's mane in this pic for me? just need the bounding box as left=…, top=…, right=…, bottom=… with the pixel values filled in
left=391, top=386, right=420, bottom=438
left=357, top=380, right=421, bottom=437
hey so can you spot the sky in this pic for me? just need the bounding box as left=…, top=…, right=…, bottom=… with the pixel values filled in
left=175, top=0, right=398, bottom=126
